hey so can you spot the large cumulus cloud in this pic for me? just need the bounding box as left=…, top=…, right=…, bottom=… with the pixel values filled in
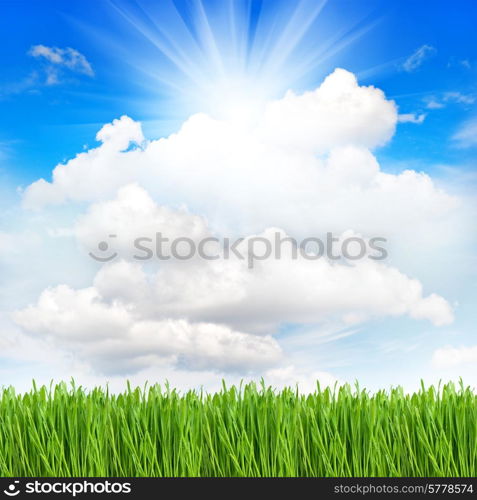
left=13, top=69, right=459, bottom=379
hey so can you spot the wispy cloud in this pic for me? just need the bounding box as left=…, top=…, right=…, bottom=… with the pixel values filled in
left=424, top=91, right=475, bottom=109
left=0, top=72, right=39, bottom=99
left=443, top=91, right=475, bottom=105
left=402, top=45, right=436, bottom=72
left=452, top=118, right=477, bottom=148
left=398, top=112, right=426, bottom=124
left=29, top=45, right=94, bottom=76
left=425, top=98, right=445, bottom=109
left=1, top=45, right=94, bottom=98
left=29, top=45, right=94, bottom=85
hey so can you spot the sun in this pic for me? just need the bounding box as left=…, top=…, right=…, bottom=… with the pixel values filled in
left=105, top=0, right=377, bottom=122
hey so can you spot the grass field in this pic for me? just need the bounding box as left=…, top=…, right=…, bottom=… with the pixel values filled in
left=0, top=381, right=475, bottom=477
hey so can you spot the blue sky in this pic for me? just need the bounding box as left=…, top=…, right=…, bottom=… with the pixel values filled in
left=2, top=0, right=476, bottom=183
left=1, top=0, right=476, bottom=392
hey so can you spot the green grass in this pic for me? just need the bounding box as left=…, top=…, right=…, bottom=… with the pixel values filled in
left=0, top=380, right=476, bottom=477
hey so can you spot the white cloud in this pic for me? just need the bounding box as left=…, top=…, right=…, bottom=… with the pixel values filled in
left=443, top=92, right=475, bottom=105
left=22, top=71, right=457, bottom=246
left=432, top=345, right=477, bottom=369
left=75, top=183, right=209, bottom=259
left=13, top=283, right=282, bottom=375
left=96, top=115, right=144, bottom=149
left=452, top=119, right=477, bottom=148
left=23, top=69, right=397, bottom=210
left=11, top=69, right=461, bottom=381
left=29, top=45, right=94, bottom=84
left=398, top=113, right=426, bottom=124
left=259, top=69, right=397, bottom=152
left=402, top=45, right=436, bottom=72
left=75, top=186, right=454, bottom=326
left=13, top=255, right=452, bottom=375
left=24, top=115, right=145, bottom=208
left=425, top=98, right=445, bottom=110
left=0, top=316, right=338, bottom=394
left=13, top=184, right=454, bottom=375
left=424, top=92, right=475, bottom=110
left=29, top=45, right=94, bottom=76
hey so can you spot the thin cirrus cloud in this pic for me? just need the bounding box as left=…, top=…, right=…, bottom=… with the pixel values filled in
left=443, top=91, right=475, bottom=105
left=1, top=45, right=93, bottom=97
left=402, top=45, right=436, bottom=72
left=28, top=44, right=94, bottom=84
left=424, top=92, right=475, bottom=110
left=452, top=118, right=477, bottom=148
